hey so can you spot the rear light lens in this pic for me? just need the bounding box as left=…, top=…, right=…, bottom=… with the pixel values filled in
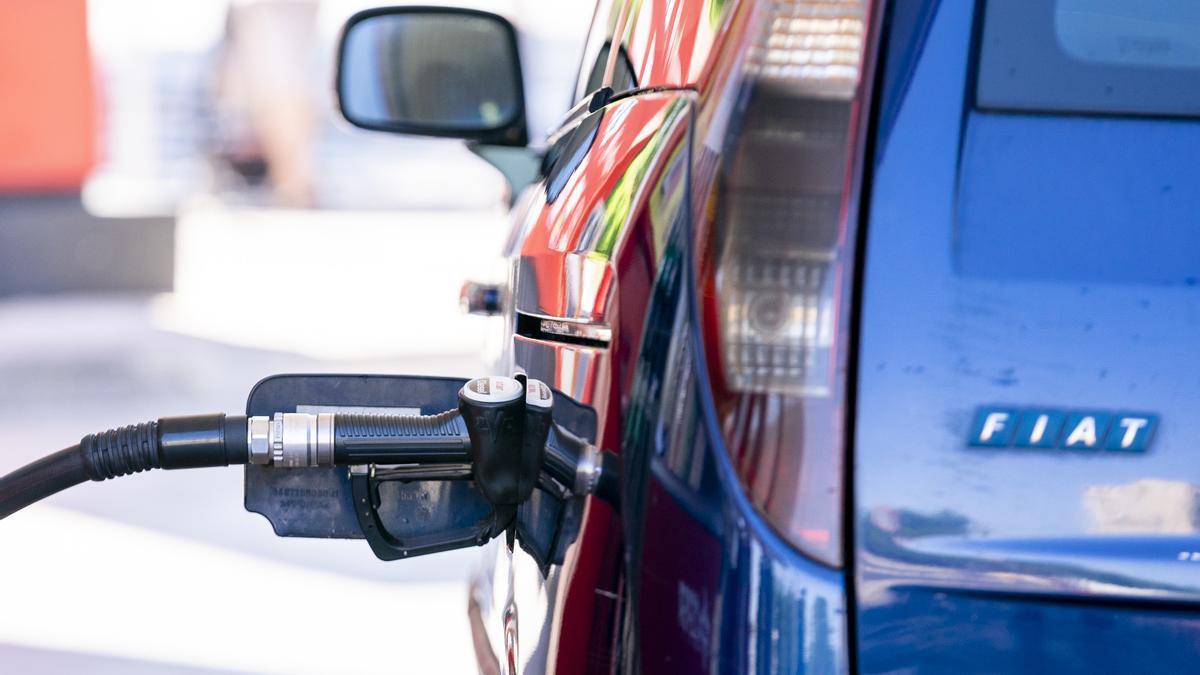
left=751, top=0, right=867, bottom=97
left=698, top=0, right=871, bottom=565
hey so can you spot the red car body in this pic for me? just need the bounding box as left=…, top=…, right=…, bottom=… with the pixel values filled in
left=472, top=1, right=765, bottom=671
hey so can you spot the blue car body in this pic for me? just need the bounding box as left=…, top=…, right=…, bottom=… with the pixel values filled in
left=617, top=0, right=1200, bottom=672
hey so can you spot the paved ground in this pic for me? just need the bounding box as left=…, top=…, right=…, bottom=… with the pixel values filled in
left=0, top=295, right=486, bottom=674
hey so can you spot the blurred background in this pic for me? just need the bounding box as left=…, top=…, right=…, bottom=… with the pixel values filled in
left=0, top=0, right=591, bottom=672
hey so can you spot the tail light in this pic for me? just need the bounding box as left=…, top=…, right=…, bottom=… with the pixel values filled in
left=698, top=0, right=873, bottom=565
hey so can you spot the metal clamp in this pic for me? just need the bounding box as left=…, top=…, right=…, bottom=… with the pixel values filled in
left=247, top=412, right=334, bottom=467
left=574, top=443, right=602, bottom=496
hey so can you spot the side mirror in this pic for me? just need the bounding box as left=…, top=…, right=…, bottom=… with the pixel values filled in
left=336, top=7, right=528, bottom=146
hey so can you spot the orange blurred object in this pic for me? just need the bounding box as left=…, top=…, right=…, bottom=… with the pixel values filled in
left=0, top=0, right=96, bottom=192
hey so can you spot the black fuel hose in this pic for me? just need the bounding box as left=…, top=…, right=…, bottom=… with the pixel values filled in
left=0, top=414, right=247, bottom=520
left=0, top=445, right=88, bottom=519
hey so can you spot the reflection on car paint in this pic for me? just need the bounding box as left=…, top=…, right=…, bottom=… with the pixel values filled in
left=622, top=168, right=848, bottom=673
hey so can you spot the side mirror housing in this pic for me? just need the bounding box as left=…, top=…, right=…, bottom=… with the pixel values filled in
left=336, top=7, right=528, bottom=146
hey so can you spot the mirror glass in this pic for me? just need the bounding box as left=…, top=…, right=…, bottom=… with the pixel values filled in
left=339, top=11, right=522, bottom=132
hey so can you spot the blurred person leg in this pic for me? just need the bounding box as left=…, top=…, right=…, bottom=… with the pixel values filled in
left=221, top=0, right=319, bottom=208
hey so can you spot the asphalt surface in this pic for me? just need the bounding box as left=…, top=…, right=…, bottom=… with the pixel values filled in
left=0, top=295, right=486, bottom=674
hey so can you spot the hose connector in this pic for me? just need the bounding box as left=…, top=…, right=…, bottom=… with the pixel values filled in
left=247, top=412, right=335, bottom=468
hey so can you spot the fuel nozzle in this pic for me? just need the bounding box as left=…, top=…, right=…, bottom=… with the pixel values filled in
left=239, top=373, right=615, bottom=511
left=520, top=377, right=554, bottom=500
left=457, top=375, right=526, bottom=506
left=0, top=368, right=623, bottom=593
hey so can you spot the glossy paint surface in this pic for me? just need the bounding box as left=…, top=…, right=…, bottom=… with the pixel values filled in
left=475, top=0, right=1200, bottom=671
left=622, top=0, right=734, bottom=93
left=515, top=93, right=689, bottom=323
left=486, top=1, right=756, bottom=671
left=855, top=0, right=1200, bottom=669
left=621, top=149, right=848, bottom=673
left=612, top=0, right=863, bottom=661
left=576, top=0, right=736, bottom=100
left=493, top=0, right=861, bottom=669
left=505, top=91, right=691, bottom=674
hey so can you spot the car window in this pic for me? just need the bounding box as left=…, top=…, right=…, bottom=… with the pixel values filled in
left=977, top=0, right=1200, bottom=117
left=578, top=42, right=637, bottom=100
left=572, top=1, right=638, bottom=103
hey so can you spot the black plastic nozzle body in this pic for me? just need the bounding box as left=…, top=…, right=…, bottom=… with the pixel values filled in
left=518, top=380, right=554, bottom=503
left=458, top=389, right=526, bottom=506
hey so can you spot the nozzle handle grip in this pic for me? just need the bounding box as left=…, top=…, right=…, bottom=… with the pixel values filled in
left=333, top=410, right=471, bottom=465
left=459, top=376, right=526, bottom=505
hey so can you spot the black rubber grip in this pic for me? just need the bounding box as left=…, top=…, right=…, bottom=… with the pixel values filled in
left=333, top=410, right=471, bottom=464
left=81, top=421, right=160, bottom=480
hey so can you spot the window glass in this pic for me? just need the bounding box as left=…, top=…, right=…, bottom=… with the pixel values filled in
left=1057, top=0, right=1200, bottom=69
left=572, top=1, right=623, bottom=102
left=977, top=0, right=1200, bottom=116
left=578, top=43, right=637, bottom=100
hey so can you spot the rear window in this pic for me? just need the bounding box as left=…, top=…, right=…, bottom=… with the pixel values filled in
left=976, top=0, right=1200, bottom=117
